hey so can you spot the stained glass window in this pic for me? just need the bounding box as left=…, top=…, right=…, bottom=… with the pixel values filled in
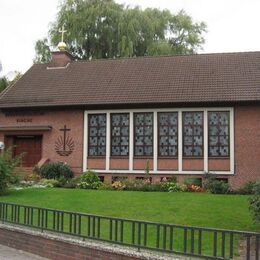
left=208, top=111, right=230, bottom=157
left=158, top=112, right=178, bottom=156
left=111, top=113, right=129, bottom=156
left=183, top=112, right=203, bottom=157
left=134, top=113, right=153, bottom=156
left=88, top=114, right=106, bottom=156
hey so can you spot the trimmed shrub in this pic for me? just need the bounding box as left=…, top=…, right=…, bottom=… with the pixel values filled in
left=80, top=170, right=100, bottom=183
left=123, top=179, right=149, bottom=191
left=206, top=179, right=230, bottom=194
left=168, top=176, right=177, bottom=183
left=78, top=181, right=101, bottom=189
left=141, top=182, right=164, bottom=192
left=249, top=182, right=260, bottom=223
left=39, top=162, right=74, bottom=180
left=77, top=170, right=102, bottom=189
left=121, top=179, right=159, bottom=192
left=23, top=173, right=41, bottom=182
left=121, top=180, right=185, bottom=192
left=184, top=177, right=202, bottom=187
left=63, top=176, right=81, bottom=188
left=236, top=181, right=258, bottom=195
left=32, top=165, right=41, bottom=175
left=9, top=175, right=21, bottom=185
left=40, top=179, right=60, bottom=188
left=112, top=176, right=128, bottom=183
left=0, top=148, right=21, bottom=194
left=203, top=173, right=230, bottom=194
left=112, top=181, right=126, bottom=190
left=166, top=182, right=186, bottom=192
left=161, top=176, right=177, bottom=183
left=98, top=181, right=114, bottom=190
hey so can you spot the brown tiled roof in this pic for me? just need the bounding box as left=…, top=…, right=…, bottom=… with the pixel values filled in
left=0, top=51, right=259, bottom=108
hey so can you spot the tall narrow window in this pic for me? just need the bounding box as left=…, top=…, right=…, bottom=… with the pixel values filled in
left=183, top=112, right=203, bottom=157
left=111, top=113, right=129, bottom=156
left=88, top=114, right=106, bottom=156
left=208, top=111, right=230, bottom=157
left=158, top=112, right=178, bottom=156
left=134, top=113, right=153, bottom=156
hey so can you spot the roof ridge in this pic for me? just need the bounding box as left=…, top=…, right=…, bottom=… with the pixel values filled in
left=70, top=50, right=260, bottom=64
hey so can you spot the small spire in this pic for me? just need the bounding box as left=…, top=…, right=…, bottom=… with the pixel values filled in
left=58, top=25, right=67, bottom=51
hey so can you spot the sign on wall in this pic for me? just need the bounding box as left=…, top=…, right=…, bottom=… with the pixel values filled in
left=55, top=125, right=75, bottom=156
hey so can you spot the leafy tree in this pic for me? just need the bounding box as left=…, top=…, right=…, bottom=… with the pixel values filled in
left=168, top=10, right=206, bottom=54
left=0, top=72, right=22, bottom=93
left=147, top=40, right=174, bottom=56
left=9, top=71, right=22, bottom=86
left=34, top=0, right=206, bottom=63
left=0, top=148, right=21, bottom=194
left=0, top=77, right=8, bottom=93
left=34, top=38, right=51, bottom=64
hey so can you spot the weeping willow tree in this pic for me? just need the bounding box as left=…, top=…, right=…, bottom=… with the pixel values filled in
left=34, top=0, right=206, bottom=62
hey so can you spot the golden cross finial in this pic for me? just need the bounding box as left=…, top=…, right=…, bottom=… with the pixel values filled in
left=59, top=25, right=67, bottom=42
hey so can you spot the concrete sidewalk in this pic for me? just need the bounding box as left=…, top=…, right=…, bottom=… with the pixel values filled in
left=0, top=244, right=48, bottom=260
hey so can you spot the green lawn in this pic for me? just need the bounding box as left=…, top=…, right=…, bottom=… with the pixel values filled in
left=0, top=188, right=257, bottom=231
left=0, top=188, right=258, bottom=258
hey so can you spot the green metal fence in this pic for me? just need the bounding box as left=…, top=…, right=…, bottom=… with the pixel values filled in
left=0, top=202, right=259, bottom=259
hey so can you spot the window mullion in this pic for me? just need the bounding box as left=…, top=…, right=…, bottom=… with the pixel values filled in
left=83, top=111, right=88, bottom=171
left=178, top=111, right=182, bottom=172
left=204, top=110, right=208, bottom=172
left=153, top=111, right=158, bottom=171
left=106, top=112, right=110, bottom=170
left=129, top=112, right=133, bottom=171
left=230, top=108, right=234, bottom=174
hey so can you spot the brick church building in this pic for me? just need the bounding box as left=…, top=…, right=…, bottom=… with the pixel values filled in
left=0, top=49, right=259, bottom=188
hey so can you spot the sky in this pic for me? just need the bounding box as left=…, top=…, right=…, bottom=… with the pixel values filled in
left=0, top=0, right=259, bottom=76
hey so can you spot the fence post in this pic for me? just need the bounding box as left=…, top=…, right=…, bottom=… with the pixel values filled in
left=255, top=235, right=259, bottom=260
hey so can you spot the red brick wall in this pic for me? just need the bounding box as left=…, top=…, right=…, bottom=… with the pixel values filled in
left=110, top=158, right=129, bottom=169
left=230, top=105, right=260, bottom=188
left=208, top=159, right=230, bottom=171
left=0, top=226, right=140, bottom=260
left=0, top=105, right=259, bottom=188
left=0, top=109, right=84, bottom=173
left=158, top=158, right=178, bottom=170
left=133, top=158, right=153, bottom=170
left=182, top=159, right=204, bottom=171
left=88, top=157, right=106, bottom=169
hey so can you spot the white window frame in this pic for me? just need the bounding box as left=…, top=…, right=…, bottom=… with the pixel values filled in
left=83, top=107, right=234, bottom=175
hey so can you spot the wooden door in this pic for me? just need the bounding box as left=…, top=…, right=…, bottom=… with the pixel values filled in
left=13, top=136, right=42, bottom=167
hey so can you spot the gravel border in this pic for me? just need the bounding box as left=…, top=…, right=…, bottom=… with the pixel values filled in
left=0, top=223, right=199, bottom=260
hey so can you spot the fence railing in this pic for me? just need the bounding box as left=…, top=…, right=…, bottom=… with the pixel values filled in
left=0, top=202, right=259, bottom=259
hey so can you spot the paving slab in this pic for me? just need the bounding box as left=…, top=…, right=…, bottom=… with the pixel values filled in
left=0, top=244, right=48, bottom=260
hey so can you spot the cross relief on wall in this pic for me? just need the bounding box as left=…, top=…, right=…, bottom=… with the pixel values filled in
left=55, top=125, right=75, bottom=156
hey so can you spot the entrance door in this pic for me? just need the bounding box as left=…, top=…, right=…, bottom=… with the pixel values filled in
left=13, top=136, right=42, bottom=167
